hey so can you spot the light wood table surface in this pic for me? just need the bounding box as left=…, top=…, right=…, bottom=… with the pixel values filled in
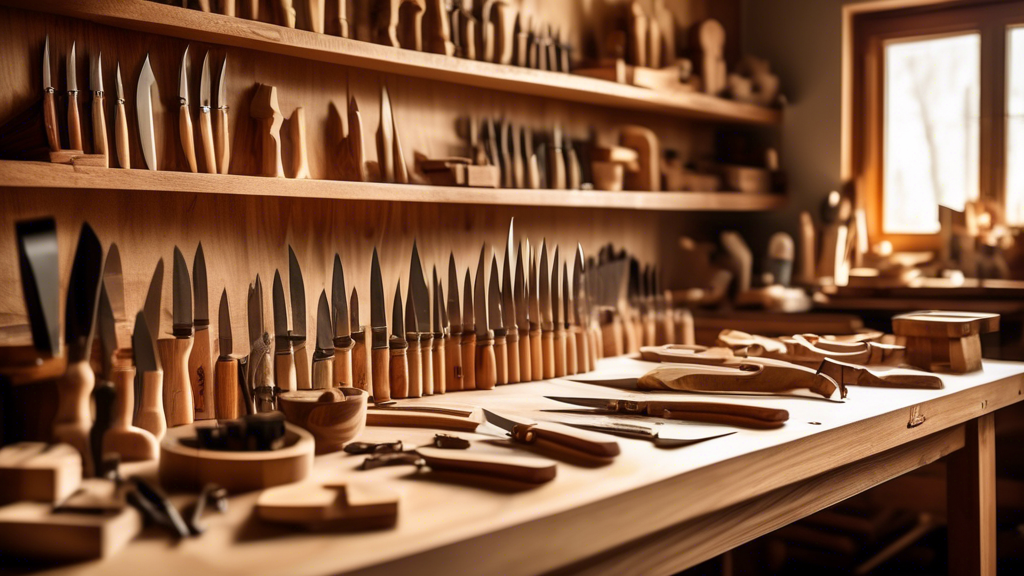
left=19, top=357, right=1024, bottom=576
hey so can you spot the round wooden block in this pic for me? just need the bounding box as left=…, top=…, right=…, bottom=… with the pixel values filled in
left=158, top=422, right=314, bottom=494
left=278, top=388, right=368, bottom=454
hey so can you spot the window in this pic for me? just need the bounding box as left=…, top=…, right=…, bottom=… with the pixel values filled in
left=854, top=2, right=1024, bottom=248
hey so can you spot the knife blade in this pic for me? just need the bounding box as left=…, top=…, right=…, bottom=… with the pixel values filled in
left=488, top=253, right=504, bottom=335
left=529, top=242, right=540, bottom=328
left=42, top=36, right=59, bottom=152
left=218, top=289, right=232, bottom=358
left=543, top=414, right=736, bottom=448
left=89, top=51, right=108, bottom=166
left=432, top=266, right=442, bottom=337
left=215, top=56, right=230, bottom=174
left=97, top=284, right=117, bottom=381
left=409, top=242, right=430, bottom=337
left=350, top=287, right=360, bottom=335
left=562, top=261, right=571, bottom=331
left=404, top=277, right=422, bottom=398
left=15, top=218, right=60, bottom=357
left=178, top=46, right=198, bottom=172
left=502, top=221, right=516, bottom=334
left=514, top=240, right=528, bottom=328
left=551, top=246, right=561, bottom=328
left=198, top=51, right=216, bottom=173
left=539, top=240, right=552, bottom=328
left=248, top=275, right=265, bottom=353
left=432, top=265, right=446, bottom=394
left=163, top=247, right=196, bottom=426
left=461, top=267, right=476, bottom=390
left=573, top=244, right=584, bottom=328
left=331, top=254, right=349, bottom=340
left=349, top=286, right=366, bottom=392
left=131, top=311, right=165, bottom=441
left=272, top=270, right=291, bottom=353
left=314, top=290, right=335, bottom=389
left=462, top=267, right=474, bottom=336
left=67, top=42, right=83, bottom=151
left=137, top=54, right=158, bottom=170
left=447, top=253, right=461, bottom=331
left=387, top=279, right=408, bottom=400
left=377, top=84, right=394, bottom=183
left=482, top=408, right=620, bottom=460
left=172, top=247, right=193, bottom=338
left=190, top=244, right=208, bottom=330
left=474, top=245, right=489, bottom=339
left=395, top=282, right=408, bottom=339
left=215, top=292, right=238, bottom=420
left=288, top=246, right=306, bottom=346
left=370, top=248, right=387, bottom=350
left=544, top=396, right=790, bottom=429
left=113, top=62, right=129, bottom=168
left=189, top=243, right=213, bottom=419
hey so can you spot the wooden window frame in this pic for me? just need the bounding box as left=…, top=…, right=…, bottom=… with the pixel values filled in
left=849, top=1, right=1024, bottom=251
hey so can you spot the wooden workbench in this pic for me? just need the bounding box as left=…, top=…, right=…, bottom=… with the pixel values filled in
left=13, top=357, right=1024, bottom=576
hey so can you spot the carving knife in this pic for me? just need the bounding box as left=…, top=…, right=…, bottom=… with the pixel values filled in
left=132, top=311, right=166, bottom=442
left=573, top=244, right=590, bottom=373
left=160, top=247, right=195, bottom=428
left=563, top=260, right=576, bottom=376
left=348, top=96, right=367, bottom=182
left=544, top=396, right=790, bottom=430
left=474, top=244, right=496, bottom=390
left=514, top=239, right=531, bottom=382
left=273, top=270, right=297, bottom=392
left=289, top=246, right=310, bottom=389
left=489, top=252, right=507, bottom=385
left=137, top=54, right=158, bottom=170
left=332, top=254, right=353, bottom=387
left=42, top=36, right=60, bottom=152
left=816, top=358, right=943, bottom=390
left=67, top=42, right=83, bottom=151
left=370, top=248, right=391, bottom=402
left=461, top=267, right=476, bottom=390
left=552, top=246, right=567, bottom=377
left=502, top=221, right=519, bottom=384
left=215, top=289, right=239, bottom=419
left=198, top=52, right=216, bottom=173
left=312, top=291, right=335, bottom=389
left=351, top=287, right=369, bottom=393
left=15, top=217, right=59, bottom=357
left=215, top=56, right=230, bottom=174
left=113, top=63, right=129, bottom=168
left=528, top=240, right=542, bottom=380
left=432, top=266, right=446, bottom=394
left=482, top=408, right=620, bottom=462
left=89, top=51, right=108, bottom=166
left=178, top=46, right=198, bottom=172
left=188, top=244, right=214, bottom=420
left=391, top=280, right=410, bottom=399
left=410, top=242, right=432, bottom=395
left=539, top=240, right=554, bottom=379
left=53, top=223, right=104, bottom=476
left=244, top=275, right=267, bottom=414
left=446, top=253, right=463, bottom=392
left=543, top=414, right=735, bottom=448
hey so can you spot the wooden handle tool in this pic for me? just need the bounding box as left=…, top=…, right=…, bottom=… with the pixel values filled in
left=337, top=0, right=349, bottom=37
left=494, top=332, right=507, bottom=385
left=506, top=329, right=520, bottom=384
left=553, top=327, right=567, bottom=377
left=565, top=327, right=577, bottom=376
left=188, top=328, right=215, bottom=420
left=248, top=0, right=258, bottom=19
left=637, top=362, right=841, bottom=400
left=432, top=336, right=446, bottom=394
left=573, top=326, right=589, bottom=374
left=294, top=341, right=311, bottom=390
left=91, top=92, right=108, bottom=167
left=505, top=419, right=620, bottom=460
left=333, top=339, right=354, bottom=387
left=179, top=102, right=198, bottom=172
left=589, top=325, right=601, bottom=366
left=288, top=107, right=311, bottom=179
left=215, top=103, right=230, bottom=174
left=817, top=358, right=943, bottom=390
left=517, top=328, right=531, bottom=382
left=251, top=84, right=285, bottom=177
left=421, top=334, right=434, bottom=395
left=198, top=0, right=211, bottom=11
left=223, top=0, right=236, bottom=16
left=275, top=350, right=298, bottom=392
left=159, top=337, right=195, bottom=428
left=68, top=89, right=83, bottom=151
left=279, top=0, right=297, bottom=27
left=446, top=331, right=463, bottom=391
left=311, top=355, right=333, bottom=389
left=541, top=327, right=555, bottom=379
left=461, top=331, right=477, bottom=390
left=305, top=0, right=325, bottom=33
left=134, top=369, right=167, bottom=441
left=104, top=364, right=159, bottom=462
left=418, top=448, right=556, bottom=484
left=114, top=93, right=129, bottom=168
left=389, top=345, right=409, bottom=399
left=44, top=89, right=60, bottom=152
left=475, top=336, right=497, bottom=390
left=53, top=358, right=95, bottom=477
left=406, top=337, right=422, bottom=398
left=494, top=2, right=516, bottom=64
left=199, top=105, right=216, bottom=173
left=371, top=345, right=391, bottom=402
left=352, top=330, right=370, bottom=393
left=529, top=326, right=542, bottom=381
left=215, top=357, right=240, bottom=419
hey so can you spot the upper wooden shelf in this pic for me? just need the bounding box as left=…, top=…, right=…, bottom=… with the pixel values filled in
left=8, top=0, right=782, bottom=126
left=0, top=161, right=786, bottom=212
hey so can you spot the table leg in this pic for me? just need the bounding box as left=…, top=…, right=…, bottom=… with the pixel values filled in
left=947, top=413, right=996, bottom=575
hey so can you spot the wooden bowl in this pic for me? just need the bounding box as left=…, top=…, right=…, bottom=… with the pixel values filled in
left=158, top=422, right=314, bottom=494
left=277, top=388, right=368, bottom=454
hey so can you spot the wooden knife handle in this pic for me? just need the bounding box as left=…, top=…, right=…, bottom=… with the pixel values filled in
left=179, top=104, right=198, bottom=172
left=114, top=99, right=130, bottom=168
left=549, top=148, right=566, bottom=190
left=418, top=447, right=556, bottom=484
left=198, top=0, right=211, bottom=11
left=248, top=0, right=258, bottom=20
left=602, top=319, right=621, bottom=358
left=553, top=328, right=567, bottom=378
left=573, top=326, right=589, bottom=374
left=566, top=327, right=578, bottom=376
left=280, top=0, right=297, bottom=28
left=223, top=0, right=236, bottom=16
left=421, top=335, right=434, bottom=395
left=44, top=90, right=60, bottom=152
left=312, top=356, right=333, bottom=389
left=111, top=365, right=137, bottom=430
left=529, top=327, right=542, bottom=381
left=333, top=342, right=354, bottom=387
left=371, top=347, right=391, bottom=402
left=461, top=331, right=477, bottom=390
left=527, top=153, right=541, bottom=189
left=105, top=365, right=159, bottom=462
left=53, top=358, right=95, bottom=477
left=199, top=109, right=216, bottom=173
left=189, top=328, right=215, bottom=420
left=215, top=358, right=239, bottom=419
left=215, top=107, right=230, bottom=174
left=406, top=339, right=422, bottom=398
left=68, top=92, right=83, bottom=151
left=275, top=351, right=298, bottom=392
left=590, top=325, right=602, bottom=364
left=475, top=337, right=497, bottom=390
left=308, top=0, right=325, bottom=33
left=389, top=346, right=409, bottom=399
left=135, top=369, right=167, bottom=441
left=649, top=401, right=789, bottom=423
left=517, top=328, right=531, bottom=382
left=623, top=315, right=639, bottom=354
left=541, top=328, right=555, bottom=379
left=91, top=94, right=108, bottom=167
left=661, top=410, right=788, bottom=430
left=432, top=337, right=446, bottom=394
left=446, top=332, right=463, bottom=391
left=159, top=337, right=195, bottom=428
left=528, top=421, right=620, bottom=458
left=493, top=334, right=507, bottom=385
left=352, top=333, right=370, bottom=393
left=515, top=31, right=528, bottom=67
left=288, top=107, right=310, bottom=178
left=294, top=342, right=311, bottom=390
left=506, top=330, right=520, bottom=384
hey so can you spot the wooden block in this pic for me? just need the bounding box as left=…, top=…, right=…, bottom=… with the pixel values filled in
left=0, top=443, right=81, bottom=505
left=620, top=125, right=660, bottom=192
left=365, top=409, right=480, bottom=431
left=257, top=480, right=399, bottom=530
left=892, top=311, right=1000, bottom=339
left=0, top=501, right=141, bottom=561
left=465, top=164, right=500, bottom=188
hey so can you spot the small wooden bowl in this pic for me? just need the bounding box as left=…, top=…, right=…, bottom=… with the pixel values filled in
left=159, top=422, right=314, bottom=494
left=278, top=388, right=368, bottom=455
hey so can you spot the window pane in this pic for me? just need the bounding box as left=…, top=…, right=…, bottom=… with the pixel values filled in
left=1008, top=27, right=1024, bottom=225
left=884, top=33, right=980, bottom=234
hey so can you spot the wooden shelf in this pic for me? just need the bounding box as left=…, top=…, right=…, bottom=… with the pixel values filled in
left=0, top=161, right=786, bottom=212
left=8, top=0, right=782, bottom=126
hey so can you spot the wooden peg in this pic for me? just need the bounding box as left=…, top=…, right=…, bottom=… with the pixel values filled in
left=250, top=84, right=285, bottom=177
left=104, top=364, right=159, bottom=462
left=159, top=337, right=194, bottom=428
left=620, top=125, right=660, bottom=191
left=288, top=107, right=311, bottom=179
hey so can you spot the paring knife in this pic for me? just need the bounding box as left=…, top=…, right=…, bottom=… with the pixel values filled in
left=573, top=244, right=591, bottom=373
left=289, top=246, right=310, bottom=390
left=377, top=85, right=395, bottom=183
left=502, top=222, right=520, bottom=384
left=404, top=277, right=421, bottom=399
left=136, top=259, right=163, bottom=421
left=482, top=408, right=620, bottom=461
left=391, top=280, right=410, bottom=400
left=137, top=54, right=158, bottom=170
left=370, top=248, right=391, bottom=402
left=488, top=252, right=507, bottom=385
left=332, top=254, right=353, bottom=387
left=67, top=42, right=83, bottom=151
left=15, top=218, right=59, bottom=357
left=160, top=247, right=195, bottom=428
left=446, top=253, right=463, bottom=392
left=514, top=239, right=531, bottom=382
left=350, top=287, right=369, bottom=393
left=312, top=291, right=335, bottom=389
left=461, top=267, right=477, bottom=390
left=214, top=56, right=230, bottom=174
left=133, top=311, right=166, bottom=442
left=198, top=52, right=216, bottom=173
left=188, top=244, right=214, bottom=420
left=42, top=36, right=60, bottom=152
left=178, top=46, right=198, bottom=172
left=545, top=397, right=790, bottom=430
left=91, top=284, right=117, bottom=476
left=410, top=242, right=433, bottom=396
left=539, top=240, right=554, bottom=379
left=114, top=62, right=130, bottom=169
left=215, top=289, right=239, bottom=419
left=53, top=223, right=104, bottom=477
left=432, top=266, right=447, bottom=394
left=474, top=245, right=496, bottom=390
left=244, top=275, right=267, bottom=414
left=89, top=52, right=108, bottom=166
left=273, top=269, right=297, bottom=392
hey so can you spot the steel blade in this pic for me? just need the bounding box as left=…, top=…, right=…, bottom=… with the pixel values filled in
left=64, top=223, right=104, bottom=362
left=115, top=61, right=124, bottom=100
left=439, top=283, right=449, bottom=332
left=539, top=240, right=551, bottom=325
left=97, top=285, right=117, bottom=379
left=137, top=54, right=157, bottom=170
left=447, top=253, right=461, bottom=329
left=350, top=287, right=360, bottom=333
left=15, top=217, right=59, bottom=357
left=142, top=259, right=163, bottom=345
left=474, top=245, right=488, bottom=337
left=404, top=283, right=416, bottom=337
left=409, top=242, right=428, bottom=333
left=462, top=268, right=474, bottom=334
left=67, top=42, right=77, bottom=92
left=380, top=85, right=393, bottom=150
left=528, top=242, right=539, bottom=327
left=272, top=270, right=290, bottom=346
left=514, top=241, right=528, bottom=328
left=218, top=289, right=232, bottom=357
left=178, top=45, right=189, bottom=104
left=432, top=266, right=441, bottom=334
left=288, top=246, right=306, bottom=342
left=562, top=261, right=571, bottom=329
left=488, top=253, right=503, bottom=332
left=132, top=311, right=160, bottom=373
left=192, top=243, right=208, bottom=326
left=247, top=275, right=264, bottom=351
left=502, top=222, right=516, bottom=331
left=217, top=56, right=227, bottom=108
left=199, top=51, right=211, bottom=107
left=332, top=254, right=349, bottom=339
left=171, top=246, right=193, bottom=337
left=392, top=281, right=405, bottom=337
left=482, top=408, right=534, bottom=434
left=370, top=248, right=387, bottom=348
left=544, top=396, right=614, bottom=410
left=43, top=36, right=51, bottom=89
left=90, top=51, right=103, bottom=93
left=316, top=290, right=333, bottom=355
left=551, top=248, right=561, bottom=327
left=102, top=244, right=126, bottom=327
left=573, top=244, right=584, bottom=327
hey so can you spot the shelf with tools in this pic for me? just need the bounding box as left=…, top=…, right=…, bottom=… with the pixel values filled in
left=0, top=161, right=785, bottom=211
left=5, top=0, right=782, bottom=126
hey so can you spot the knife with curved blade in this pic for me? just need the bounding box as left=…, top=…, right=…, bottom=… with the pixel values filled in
left=132, top=311, right=166, bottom=442
left=312, top=291, right=335, bottom=390
left=410, top=242, right=432, bottom=395
left=474, top=245, right=496, bottom=390
left=489, top=252, right=507, bottom=385
left=370, top=248, right=390, bottom=403
left=432, top=266, right=446, bottom=394
left=331, top=254, right=353, bottom=388
left=482, top=408, right=620, bottom=462
left=273, top=269, right=297, bottom=392
left=215, top=56, right=230, bottom=174
left=350, top=287, right=369, bottom=393
left=562, top=261, right=576, bottom=376
left=189, top=243, right=214, bottom=420
left=289, top=246, right=309, bottom=390
left=514, top=239, right=531, bottom=382
left=15, top=218, right=59, bottom=357
left=161, top=247, right=195, bottom=428
left=446, top=253, right=463, bottom=392
left=572, top=244, right=590, bottom=373
left=215, top=289, right=239, bottom=419
left=42, top=36, right=59, bottom=152
left=461, top=267, right=476, bottom=390
left=390, top=280, right=409, bottom=399
left=137, top=54, right=158, bottom=170
left=178, top=46, right=198, bottom=173
left=502, top=222, right=519, bottom=384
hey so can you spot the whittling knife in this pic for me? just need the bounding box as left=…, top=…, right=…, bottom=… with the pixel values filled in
left=177, top=46, right=197, bottom=172
left=198, top=52, right=216, bottom=173
left=547, top=414, right=736, bottom=448
left=545, top=396, right=790, bottom=430
left=312, top=291, right=334, bottom=389
left=161, top=247, right=195, bottom=428
left=391, top=280, right=410, bottom=399
left=132, top=311, right=166, bottom=442
left=404, top=276, right=421, bottom=398
left=215, top=56, right=230, bottom=174
left=15, top=218, right=59, bottom=357
left=67, top=42, right=83, bottom=151
left=137, top=54, right=158, bottom=170
left=289, top=246, right=310, bottom=390
left=370, top=248, right=390, bottom=402
left=474, top=245, right=496, bottom=389
left=42, top=36, right=60, bottom=152
left=91, top=284, right=117, bottom=475
left=446, top=253, right=463, bottom=392
left=410, top=242, right=432, bottom=395
left=331, top=254, right=353, bottom=387
left=482, top=408, right=620, bottom=460
left=273, top=270, right=297, bottom=392
left=462, top=266, right=477, bottom=390
left=114, top=62, right=129, bottom=168
left=89, top=51, right=108, bottom=166
left=189, top=244, right=214, bottom=420
left=215, top=289, right=239, bottom=419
